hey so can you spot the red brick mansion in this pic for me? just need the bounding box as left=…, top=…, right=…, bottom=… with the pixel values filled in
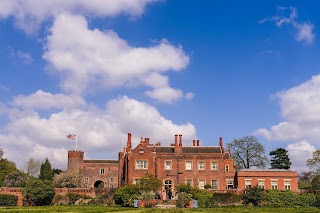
left=67, top=133, right=298, bottom=192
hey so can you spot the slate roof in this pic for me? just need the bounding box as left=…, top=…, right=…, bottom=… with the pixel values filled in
left=84, top=160, right=118, bottom=164
left=182, top=146, right=221, bottom=153
left=155, top=147, right=174, bottom=153
left=154, top=146, right=222, bottom=154
left=240, top=169, right=290, bottom=172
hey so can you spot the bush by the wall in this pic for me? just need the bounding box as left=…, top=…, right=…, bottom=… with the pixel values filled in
left=212, top=192, right=242, bottom=206
left=176, top=192, right=192, bottom=208
left=0, top=194, right=18, bottom=206
left=114, top=184, right=140, bottom=207
left=192, top=190, right=212, bottom=208
left=243, top=187, right=264, bottom=206
left=261, top=190, right=316, bottom=207
left=23, top=179, right=55, bottom=206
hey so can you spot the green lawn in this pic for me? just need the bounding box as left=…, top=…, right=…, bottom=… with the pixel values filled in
left=0, top=206, right=320, bottom=213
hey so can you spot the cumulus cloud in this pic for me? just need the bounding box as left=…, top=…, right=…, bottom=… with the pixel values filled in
left=259, top=6, right=315, bottom=44
left=0, top=93, right=197, bottom=169
left=12, top=90, right=86, bottom=110
left=0, top=0, right=159, bottom=34
left=43, top=13, right=191, bottom=103
left=255, top=74, right=320, bottom=171
left=287, top=141, right=316, bottom=172
left=255, top=75, right=320, bottom=142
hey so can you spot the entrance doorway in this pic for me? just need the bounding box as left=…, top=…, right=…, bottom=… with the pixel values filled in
left=164, top=179, right=173, bottom=193
left=93, top=180, right=104, bottom=188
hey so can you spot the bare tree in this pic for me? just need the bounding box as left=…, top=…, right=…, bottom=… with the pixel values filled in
left=228, top=136, right=268, bottom=170
left=0, top=148, right=3, bottom=160
left=307, top=150, right=320, bottom=173
left=24, top=157, right=41, bottom=177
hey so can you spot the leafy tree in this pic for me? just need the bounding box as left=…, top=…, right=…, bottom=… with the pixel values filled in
left=311, top=175, right=320, bottom=190
left=23, top=179, right=55, bottom=206
left=0, top=159, right=17, bottom=187
left=53, top=171, right=84, bottom=188
left=39, top=158, right=53, bottom=181
left=3, top=170, right=32, bottom=187
left=298, top=171, right=314, bottom=189
left=307, top=150, right=320, bottom=173
left=52, top=168, right=62, bottom=176
left=228, top=136, right=268, bottom=170
left=24, top=157, right=41, bottom=178
left=139, top=174, right=162, bottom=193
left=269, top=148, right=291, bottom=169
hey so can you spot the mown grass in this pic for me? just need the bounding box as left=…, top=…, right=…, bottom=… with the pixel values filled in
left=0, top=206, right=319, bottom=213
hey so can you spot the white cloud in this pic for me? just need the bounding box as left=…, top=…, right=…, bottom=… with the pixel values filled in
left=12, top=90, right=86, bottom=110
left=10, top=48, right=34, bottom=64
left=259, top=7, right=315, bottom=44
left=43, top=13, right=190, bottom=103
left=0, top=0, right=160, bottom=34
left=287, top=141, right=315, bottom=172
left=255, top=75, right=320, bottom=142
left=0, top=93, right=197, bottom=169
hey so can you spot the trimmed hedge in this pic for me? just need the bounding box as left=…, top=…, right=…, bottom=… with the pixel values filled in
left=0, top=194, right=18, bottom=206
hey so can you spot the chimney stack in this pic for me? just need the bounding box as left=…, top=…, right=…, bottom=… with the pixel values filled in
left=193, top=140, right=196, bottom=146
left=145, top=138, right=150, bottom=145
left=179, top=134, right=182, bottom=147
left=197, top=140, right=200, bottom=146
left=175, top=134, right=178, bottom=146
left=127, top=133, right=132, bottom=148
left=219, top=137, right=223, bottom=147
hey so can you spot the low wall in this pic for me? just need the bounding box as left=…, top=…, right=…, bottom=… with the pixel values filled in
left=0, top=187, right=101, bottom=206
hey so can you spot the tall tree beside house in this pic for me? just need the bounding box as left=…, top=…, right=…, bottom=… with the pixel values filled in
left=307, top=150, right=320, bottom=173
left=269, top=148, right=291, bottom=169
left=0, top=158, right=17, bottom=187
left=228, top=136, right=268, bottom=170
left=39, top=158, right=53, bottom=181
left=24, top=157, right=41, bottom=178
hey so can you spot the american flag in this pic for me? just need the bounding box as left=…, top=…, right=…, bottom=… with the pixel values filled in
left=67, top=134, right=77, bottom=140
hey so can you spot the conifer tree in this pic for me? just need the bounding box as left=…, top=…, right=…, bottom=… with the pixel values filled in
left=269, top=148, right=291, bottom=170
left=39, top=158, right=53, bottom=181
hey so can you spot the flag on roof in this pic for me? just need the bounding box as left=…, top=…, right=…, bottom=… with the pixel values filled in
left=67, top=134, right=76, bottom=140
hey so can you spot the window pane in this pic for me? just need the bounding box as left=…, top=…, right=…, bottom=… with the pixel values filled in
left=211, top=162, right=217, bottom=170
left=212, top=180, right=218, bottom=189
left=199, top=180, right=205, bottom=189
left=186, top=161, right=192, bottom=170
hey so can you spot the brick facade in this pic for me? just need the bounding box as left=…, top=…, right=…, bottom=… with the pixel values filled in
left=67, top=133, right=299, bottom=192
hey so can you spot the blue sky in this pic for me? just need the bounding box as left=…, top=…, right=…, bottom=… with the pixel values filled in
left=0, top=0, right=319, bottom=172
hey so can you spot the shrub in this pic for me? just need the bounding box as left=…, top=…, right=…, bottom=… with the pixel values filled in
left=312, top=175, right=320, bottom=190
left=243, top=187, right=264, bottom=206
left=67, top=193, right=83, bottom=204
left=23, top=179, right=55, bottom=206
left=88, top=190, right=115, bottom=206
left=176, top=192, right=192, bottom=208
left=114, top=184, right=140, bottom=207
left=0, top=194, right=18, bottom=206
left=261, top=190, right=316, bottom=207
left=175, top=184, right=193, bottom=194
left=53, top=171, right=84, bottom=188
left=3, top=170, right=32, bottom=187
left=204, top=184, right=211, bottom=189
left=192, top=190, right=212, bottom=208
left=212, top=192, right=242, bottom=206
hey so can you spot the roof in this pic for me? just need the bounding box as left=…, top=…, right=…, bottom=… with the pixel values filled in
left=154, top=146, right=222, bottom=154
left=84, top=160, right=118, bottom=164
left=182, top=146, right=221, bottom=154
left=240, top=169, right=291, bottom=172
left=155, top=147, right=174, bottom=153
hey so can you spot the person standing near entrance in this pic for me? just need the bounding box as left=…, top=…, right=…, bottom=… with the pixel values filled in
left=168, top=189, right=172, bottom=200
left=162, top=190, right=167, bottom=202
